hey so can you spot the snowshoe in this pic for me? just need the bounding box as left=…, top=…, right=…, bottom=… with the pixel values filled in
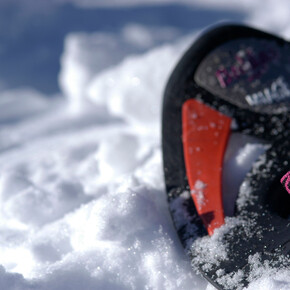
left=162, top=24, right=290, bottom=290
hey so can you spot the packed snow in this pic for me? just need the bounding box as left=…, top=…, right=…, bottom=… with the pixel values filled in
left=0, top=0, right=289, bottom=289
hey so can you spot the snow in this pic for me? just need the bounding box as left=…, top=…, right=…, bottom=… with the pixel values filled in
left=191, top=215, right=290, bottom=290
left=60, top=25, right=183, bottom=111
left=0, top=1, right=289, bottom=290
left=191, top=180, right=207, bottom=210
left=86, top=37, right=192, bottom=134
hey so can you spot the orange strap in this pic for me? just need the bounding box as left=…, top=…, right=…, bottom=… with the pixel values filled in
left=182, top=99, right=231, bottom=235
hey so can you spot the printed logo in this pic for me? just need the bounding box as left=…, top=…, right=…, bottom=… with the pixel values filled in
left=215, top=47, right=278, bottom=88
left=245, top=77, right=290, bottom=106
left=281, top=171, right=290, bottom=194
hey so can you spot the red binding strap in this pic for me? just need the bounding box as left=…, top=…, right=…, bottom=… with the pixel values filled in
left=182, top=99, right=231, bottom=235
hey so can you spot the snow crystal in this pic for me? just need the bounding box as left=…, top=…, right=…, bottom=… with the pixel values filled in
left=246, top=254, right=290, bottom=290
left=236, top=179, right=258, bottom=211
left=191, top=180, right=207, bottom=210
left=191, top=214, right=290, bottom=290
left=217, top=269, right=245, bottom=290
left=191, top=217, right=243, bottom=272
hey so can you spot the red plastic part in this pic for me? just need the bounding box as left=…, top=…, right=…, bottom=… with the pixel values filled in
left=182, top=99, right=232, bottom=235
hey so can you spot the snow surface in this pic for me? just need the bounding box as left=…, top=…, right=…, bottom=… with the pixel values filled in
left=0, top=0, right=289, bottom=289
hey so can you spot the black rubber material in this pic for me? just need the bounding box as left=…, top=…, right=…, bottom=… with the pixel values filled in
left=162, top=24, right=290, bottom=290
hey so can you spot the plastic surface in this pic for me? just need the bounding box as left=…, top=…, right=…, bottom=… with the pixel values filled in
left=182, top=99, right=231, bottom=235
left=162, top=23, right=290, bottom=290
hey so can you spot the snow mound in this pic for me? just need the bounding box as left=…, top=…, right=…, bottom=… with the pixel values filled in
left=59, top=24, right=183, bottom=112
left=87, top=37, right=191, bottom=133
left=0, top=34, right=208, bottom=289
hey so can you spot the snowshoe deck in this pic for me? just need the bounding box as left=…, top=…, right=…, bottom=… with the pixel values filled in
left=162, top=24, right=290, bottom=289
